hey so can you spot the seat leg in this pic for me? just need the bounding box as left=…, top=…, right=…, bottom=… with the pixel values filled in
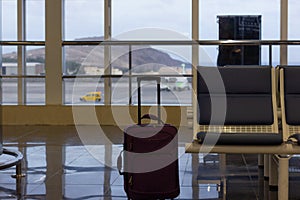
left=276, top=154, right=291, bottom=200
left=264, top=154, right=269, bottom=180
left=258, top=154, right=264, bottom=168
left=269, top=154, right=278, bottom=190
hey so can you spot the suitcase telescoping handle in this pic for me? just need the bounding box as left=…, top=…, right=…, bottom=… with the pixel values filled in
left=137, top=76, right=161, bottom=125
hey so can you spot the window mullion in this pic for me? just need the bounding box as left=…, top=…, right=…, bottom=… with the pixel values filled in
left=17, top=0, right=25, bottom=105
left=280, top=0, right=288, bottom=65
left=192, top=0, right=199, bottom=136
left=104, top=0, right=112, bottom=105
left=45, top=0, right=63, bottom=105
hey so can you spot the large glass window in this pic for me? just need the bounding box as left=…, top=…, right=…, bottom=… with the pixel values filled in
left=64, top=0, right=104, bottom=41
left=1, top=0, right=45, bottom=105
left=111, top=0, right=192, bottom=105
left=65, top=77, right=104, bottom=105
left=63, top=0, right=193, bottom=105
left=1, top=1, right=17, bottom=107
left=25, top=0, right=45, bottom=104
left=199, top=0, right=280, bottom=66
left=2, top=0, right=298, bottom=107
left=25, top=47, right=45, bottom=105
left=200, top=0, right=280, bottom=40
left=26, top=0, right=45, bottom=41
left=63, top=45, right=105, bottom=104
left=108, top=45, right=192, bottom=105
left=2, top=77, right=18, bottom=105
left=2, top=46, right=18, bottom=105
left=63, top=0, right=105, bottom=105
left=288, top=0, right=300, bottom=65
left=2, top=0, right=17, bottom=41
left=112, top=0, right=191, bottom=40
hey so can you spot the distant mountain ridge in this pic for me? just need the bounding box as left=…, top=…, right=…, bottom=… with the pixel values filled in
left=3, top=36, right=190, bottom=74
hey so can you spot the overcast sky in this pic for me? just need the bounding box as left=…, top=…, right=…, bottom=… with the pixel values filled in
left=2, top=0, right=300, bottom=64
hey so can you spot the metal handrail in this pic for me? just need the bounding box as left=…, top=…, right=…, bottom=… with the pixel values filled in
left=0, top=75, right=45, bottom=78
left=1, top=39, right=297, bottom=80
left=62, top=74, right=192, bottom=79
left=0, top=148, right=23, bottom=170
left=0, top=74, right=192, bottom=79
left=1, top=40, right=300, bottom=46
left=0, top=41, right=45, bottom=46
left=62, top=40, right=300, bottom=46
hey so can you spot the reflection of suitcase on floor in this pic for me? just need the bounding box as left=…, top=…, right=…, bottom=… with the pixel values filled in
left=118, top=77, right=180, bottom=200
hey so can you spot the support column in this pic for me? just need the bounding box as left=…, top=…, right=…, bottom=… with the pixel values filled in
left=269, top=155, right=278, bottom=189
left=192, top=0, right=199, bottom=139
left=258, top=154, right=264, bottom=168
left=17, top=0, right=25, bottom=104
left=191, top=2, right=200, bottom=199
left=192, top=153, right=199, bottom=199
left=264, top=154, right=269, bottom=179
left=104, top=0, right=112, bottom=105
left=45, top=0, right=63, bottom=105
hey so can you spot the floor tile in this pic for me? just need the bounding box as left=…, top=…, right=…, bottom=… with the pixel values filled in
left=1, top=126, right=300, bottom=199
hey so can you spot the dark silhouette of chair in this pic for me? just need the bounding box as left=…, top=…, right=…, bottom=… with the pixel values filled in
left=280, top=66, right=300, bottom=143
left=196, top=66, right=282, bottom=145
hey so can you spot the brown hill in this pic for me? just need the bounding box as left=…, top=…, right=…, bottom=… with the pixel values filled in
left=3, top=37, right=188, bottom=74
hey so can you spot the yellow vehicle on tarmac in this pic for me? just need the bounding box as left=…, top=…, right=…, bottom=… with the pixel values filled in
left=80, top=91, right=102, bottom=102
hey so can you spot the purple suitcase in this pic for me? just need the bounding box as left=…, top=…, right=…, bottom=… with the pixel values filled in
left=118, top=77, right=180, bottom=200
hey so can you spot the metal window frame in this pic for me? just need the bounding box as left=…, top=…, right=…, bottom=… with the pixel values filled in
left=0, top=0, right=291, bottom=106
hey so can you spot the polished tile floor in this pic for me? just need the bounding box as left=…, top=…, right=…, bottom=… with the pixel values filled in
left=0, top=125, right=300, bottom=199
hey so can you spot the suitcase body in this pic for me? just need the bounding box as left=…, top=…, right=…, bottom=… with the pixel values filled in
left=120, top=77, right=180, bottom=200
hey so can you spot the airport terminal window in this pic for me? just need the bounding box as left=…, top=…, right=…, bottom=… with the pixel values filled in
left=1, top=0, right=299, bottom=106
left=63, top=0, right=193, bottom=105
left=109, top=45, right=192, bottom=105
left=64, top=77, right=104, bottom=105
left=288, top=0, right=300, bottom=65
left=64, top=0, right=104, bottom=41
left=1, top=0, right=17, bottom=41
left=63, top=45, right=105, bottom=105
left=25, top=48, right=45, bottom=105
left=63, top=0, right=105, bottom=105
left=25, top=0, right=45, bottom=105
left=2, top=46, right=18, bottom=105
left=110, top=46, right=129, bottom=75
left=111, top=0, right=192, bottom=105
left=112, top=0, right=192, bottom=40
left=2, top=77, right=18, bottom=105
left=0, top=0, right=45, bottom=105
left=199, top=0, right=280, bottom=40
left=26, top=0, right=45, bottom=41
left=1, top=1, right=18, bottom=104
left=26, top=77, right=45, bottom=104
left=199, top=0, right=280, bottom=66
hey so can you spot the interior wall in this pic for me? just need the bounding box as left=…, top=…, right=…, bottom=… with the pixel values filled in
left=2, top=105, right=188, bottom=126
